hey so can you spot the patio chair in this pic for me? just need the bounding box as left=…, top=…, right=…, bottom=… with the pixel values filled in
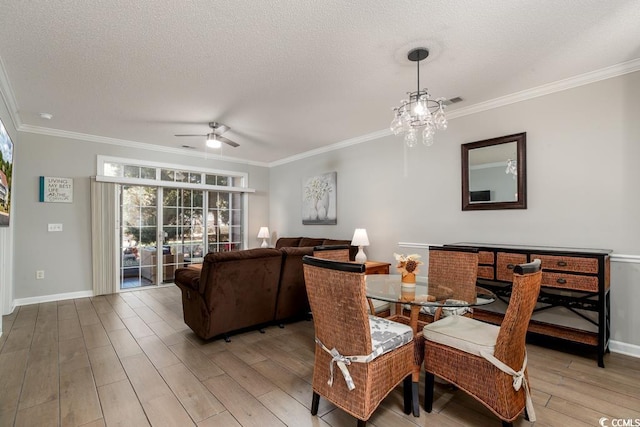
left=302, top=256, right=414, bottom=427
left=422, top=259, right=542, bottom=426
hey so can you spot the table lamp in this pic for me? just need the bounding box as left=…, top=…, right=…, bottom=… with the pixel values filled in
left=257, top=227, right=270, bottom=248
left=351, top=228, right=370, bottom=263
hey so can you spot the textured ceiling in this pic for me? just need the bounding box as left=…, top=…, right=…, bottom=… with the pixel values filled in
left=0, top=0, right=639, bottom=165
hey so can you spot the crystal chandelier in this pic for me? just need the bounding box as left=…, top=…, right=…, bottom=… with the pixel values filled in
left=390, top=48, right=447, bottom=147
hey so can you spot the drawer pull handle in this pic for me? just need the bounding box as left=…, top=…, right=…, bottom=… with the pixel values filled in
left=557, top=261, right=567, bottom=267
left=507, top=264, right=515, bottom=270
left=556, top=278, right=567, bottom=285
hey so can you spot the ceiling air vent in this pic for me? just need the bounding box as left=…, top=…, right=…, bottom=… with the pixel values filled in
left=443, top=96, right=463, bottom=106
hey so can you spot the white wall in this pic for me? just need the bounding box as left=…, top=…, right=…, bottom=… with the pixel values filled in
left=270, top=71, right=640, bottom=347
left=12, top=132, right=270, bottom=302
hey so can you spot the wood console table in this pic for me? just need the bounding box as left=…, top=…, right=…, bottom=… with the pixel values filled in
left=448, top=242, right=611, bottom=367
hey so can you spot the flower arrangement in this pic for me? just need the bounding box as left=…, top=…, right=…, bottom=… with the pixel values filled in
left=394, top=253, right=423, bottom=284
left=304, top=176, right=332, bottom=204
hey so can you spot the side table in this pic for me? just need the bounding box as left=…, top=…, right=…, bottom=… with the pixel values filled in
left=364, top=261, right=391, bottom=275
left=364, top=261, right=391, bottom=316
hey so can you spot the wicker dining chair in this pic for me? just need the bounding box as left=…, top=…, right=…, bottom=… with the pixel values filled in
left=390, top=246, right=479, bottom=416
left=302, top=256, right=414, bottom=427
left=313, top=245, right=388, bottom=317
left=402, top=246, right=479, bottom=322
left=422, top=259, right=542, bottom=426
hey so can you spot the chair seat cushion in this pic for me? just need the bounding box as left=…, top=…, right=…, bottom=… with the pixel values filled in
left=420, top=299, right=472, bottom=317
left=369, top=315, right=413, bottom=357
left=422, top=315, right=499, bottom=357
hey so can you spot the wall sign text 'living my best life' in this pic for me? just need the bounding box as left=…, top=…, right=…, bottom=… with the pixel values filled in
left=39, top=176, right=73, bottom=203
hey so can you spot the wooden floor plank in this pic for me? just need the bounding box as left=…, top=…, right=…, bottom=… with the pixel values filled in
left=203, top=374, right=285, bottom=427
left=97, top=379, right=150, bottom=427
left=97, top=311, right=126, bottom=332
left=0, top=348, right=29, bottom=413
left=209, top=351, right=276, bottom=397
left=168, top=340, right=225, bottom=381
left=18, top=341, right=59, bottom=410
left=14, top=399, right=59, bottom=427
left=258, top=388, right=333, bottom=427
left=58, top=336, right=90, bottom=375
left=59, top=366, right=102, bottom=426
left=198, top=411, right=242, bottom=427
left=159, top=362, right=225, bottom=422
left=81, top=323, right=110, bottom=349
left=87, top=345, right=127, bottom=387
left=138, top=334, right=181, bottom=369
left=105, top=328, right=143, bottom=359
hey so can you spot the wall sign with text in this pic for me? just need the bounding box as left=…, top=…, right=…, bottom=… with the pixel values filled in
left=39, top=176, right=73, bottom=203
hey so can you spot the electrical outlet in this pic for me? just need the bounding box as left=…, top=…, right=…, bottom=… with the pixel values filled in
left=36, top=270, right=45, bottom=279
left=48, top=223, right=63, bottom=232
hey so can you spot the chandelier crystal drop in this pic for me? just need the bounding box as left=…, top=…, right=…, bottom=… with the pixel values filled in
left=390, top=48, right=448, bottom=147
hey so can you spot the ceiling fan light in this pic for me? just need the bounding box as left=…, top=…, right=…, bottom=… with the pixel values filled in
left=206, top=134, right=222, bottom=149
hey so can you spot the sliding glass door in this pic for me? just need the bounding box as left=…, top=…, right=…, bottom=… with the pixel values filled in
left=119, top=186, right=209, bottom=289
left=119, top=185, right=158, bottom=289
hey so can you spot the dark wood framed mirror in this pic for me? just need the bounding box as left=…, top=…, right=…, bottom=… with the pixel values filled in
left=461, top=132, right=526, bottom=211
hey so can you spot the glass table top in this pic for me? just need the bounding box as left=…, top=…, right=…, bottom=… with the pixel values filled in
left=365, top=274, right=495, bottom=308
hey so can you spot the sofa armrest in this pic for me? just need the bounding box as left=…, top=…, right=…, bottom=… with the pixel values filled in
left=175, top=267, right=201, bottom=292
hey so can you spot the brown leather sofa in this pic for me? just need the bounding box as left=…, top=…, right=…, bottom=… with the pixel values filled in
left=174, top=237, right=354, bottom=340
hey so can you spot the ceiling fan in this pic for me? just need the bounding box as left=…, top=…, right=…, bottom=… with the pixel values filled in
left=175, top=122, right=240, bottom=148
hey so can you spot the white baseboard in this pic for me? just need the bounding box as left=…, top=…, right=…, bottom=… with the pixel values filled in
left=609, top=340, right=640, bottom=359
left=13, top=290, right=95, bottom=307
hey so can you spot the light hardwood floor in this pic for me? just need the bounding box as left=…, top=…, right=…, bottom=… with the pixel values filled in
left=1, top=286, right=639, bottom=427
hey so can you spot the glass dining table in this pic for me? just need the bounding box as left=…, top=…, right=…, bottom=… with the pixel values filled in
left=365, top=274, right=496, bottom=416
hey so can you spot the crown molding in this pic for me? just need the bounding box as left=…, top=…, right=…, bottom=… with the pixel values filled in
left=268, top=129, right=391, bottom=167
left=0, top=56, right=22, bottom=131
left=446, top=58, right=640, bottom=120
left=18, top=124, right=270, bottom=168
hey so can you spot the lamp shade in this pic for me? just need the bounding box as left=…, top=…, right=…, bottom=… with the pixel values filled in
left=351, top=228, right=370, bottom=246
left=352, top=228, right=369, bottom=263
left=257, top=227, right=270, bottom=248
left=257, top=227, right=270, bottom=238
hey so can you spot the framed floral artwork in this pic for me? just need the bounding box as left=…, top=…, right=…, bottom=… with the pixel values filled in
left=302, top=171, right=336, bottom=225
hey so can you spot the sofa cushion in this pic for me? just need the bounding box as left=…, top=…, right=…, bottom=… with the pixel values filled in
left=299, top=237, right=325, bottom=247
left=275, top=237, right=302, bottom=248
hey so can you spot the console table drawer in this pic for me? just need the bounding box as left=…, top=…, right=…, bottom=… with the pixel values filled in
left=477, top=266, right=494, bottom=280
left=533, top=254, right=598, bottom=274
left=542, top=272, right=599, bottom=292
left=496, top=252, right=528, bottom=281
left=478, top=251, right=494, bottom=264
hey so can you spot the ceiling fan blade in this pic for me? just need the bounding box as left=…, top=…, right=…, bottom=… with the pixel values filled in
left=218, top=136, right=240, bottom=147
left=211, top=124, right=230, bottom=135
left=174, top=134, right=207, bottom=137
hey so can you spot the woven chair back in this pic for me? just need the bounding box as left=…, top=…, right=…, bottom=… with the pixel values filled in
left=313, top=245, right=350, bottom=262
left=428, top=246, right=479, bottom=305
left=302, top=256, right=372, bottom=356
left=494, top=260, right=542, bottom=368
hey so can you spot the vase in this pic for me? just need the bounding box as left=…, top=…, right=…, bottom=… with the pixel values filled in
left=401, top=284, right=416, bottom=301
left=316, top=194, right=329, bottom=220
left=401, top=272, right=416, bottom=284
